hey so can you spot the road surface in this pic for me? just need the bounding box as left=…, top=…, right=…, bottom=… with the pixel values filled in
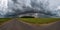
left=0, top=19, right=60, bottom=30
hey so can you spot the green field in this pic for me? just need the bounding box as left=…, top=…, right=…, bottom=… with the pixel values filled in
left=18, top=18, right=60, bottom=24
left=0, top=18, right=60, bottom=25
left=0, top=18, right=12, bottom=25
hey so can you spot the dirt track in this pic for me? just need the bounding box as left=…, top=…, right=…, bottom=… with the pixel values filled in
left=0, top=19, right=60, bottom=30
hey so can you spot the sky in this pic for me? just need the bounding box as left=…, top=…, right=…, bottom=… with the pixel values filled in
left=0, top=0, right=60, bottom=18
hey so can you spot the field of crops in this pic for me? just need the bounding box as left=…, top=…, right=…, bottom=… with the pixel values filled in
left=0, top=18, right=12, bottom=25
left=18, top=18, right=60, bottom=24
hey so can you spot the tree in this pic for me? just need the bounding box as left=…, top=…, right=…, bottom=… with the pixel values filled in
left=21, top=16, right=34, bottom=18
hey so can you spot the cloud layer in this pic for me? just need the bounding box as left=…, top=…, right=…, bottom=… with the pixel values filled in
left=0, top=0, right=60, bottom=18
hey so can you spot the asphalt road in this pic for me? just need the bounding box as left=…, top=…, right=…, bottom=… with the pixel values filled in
left=0, top=19, right=60, bottom=30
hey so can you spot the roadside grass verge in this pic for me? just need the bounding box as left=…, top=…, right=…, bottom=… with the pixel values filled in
left=18, top=18, right=60, bottom=24
left=0, top=18, right=12, bottom=25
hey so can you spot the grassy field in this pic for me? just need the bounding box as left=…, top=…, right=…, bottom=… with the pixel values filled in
left=0, top=18, right=12, bottom=25
left=18, top=18, right=60, bottom=24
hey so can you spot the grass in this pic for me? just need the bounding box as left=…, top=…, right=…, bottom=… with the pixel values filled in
left=0, top=18, right=12, bottom=25
left=18, top=18, right=60, bottom=24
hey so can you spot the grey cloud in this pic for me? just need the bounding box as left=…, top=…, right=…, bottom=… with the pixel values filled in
left=0, top=0, right=60, bottom=18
